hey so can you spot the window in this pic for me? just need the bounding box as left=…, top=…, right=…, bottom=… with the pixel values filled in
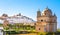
left=54, top=20, right=56, bottom=22
left=41, top=20, right=43, bottom=22
left=39, top=28, right=40, bottom=30
left=46, top=19, right=48, bottom=22
left=34, top=23, right=36, bottom=25
left=45, top=13, right=46, bottom=15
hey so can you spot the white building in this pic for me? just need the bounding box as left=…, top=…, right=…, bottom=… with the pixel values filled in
left=0, top=27, right=3, bottom=35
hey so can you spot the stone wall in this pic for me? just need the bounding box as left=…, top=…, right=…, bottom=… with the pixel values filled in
left=9, top=33, right=38, bottom=35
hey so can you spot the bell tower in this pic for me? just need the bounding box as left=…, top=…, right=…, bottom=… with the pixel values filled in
left=37, top=9, right=41, bottom=18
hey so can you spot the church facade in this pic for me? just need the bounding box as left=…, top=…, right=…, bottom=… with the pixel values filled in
left=35, top=7, right=57, bottom=32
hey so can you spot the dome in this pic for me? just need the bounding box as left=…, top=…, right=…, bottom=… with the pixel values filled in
left=42, top=7, right=52, bottom=16
left=44, top=7, right=52, bottom=13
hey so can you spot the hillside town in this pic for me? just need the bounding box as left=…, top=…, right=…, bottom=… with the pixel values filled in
left=0, top=7, right=58, bottom=35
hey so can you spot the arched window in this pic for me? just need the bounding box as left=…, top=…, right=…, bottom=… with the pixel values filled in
left=34, top=23, right=36, bottom=25
left=54, top=19, right=56, bottom=22
left=45, top=13, right=46, bottom=15
left=39, top=28, right=40, bottom=30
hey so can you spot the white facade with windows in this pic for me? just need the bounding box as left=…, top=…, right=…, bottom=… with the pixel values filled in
left=0, top=27, right=3, bottom=35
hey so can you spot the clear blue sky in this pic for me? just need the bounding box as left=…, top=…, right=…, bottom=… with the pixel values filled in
left=0, top=0, right=60, bottom=29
